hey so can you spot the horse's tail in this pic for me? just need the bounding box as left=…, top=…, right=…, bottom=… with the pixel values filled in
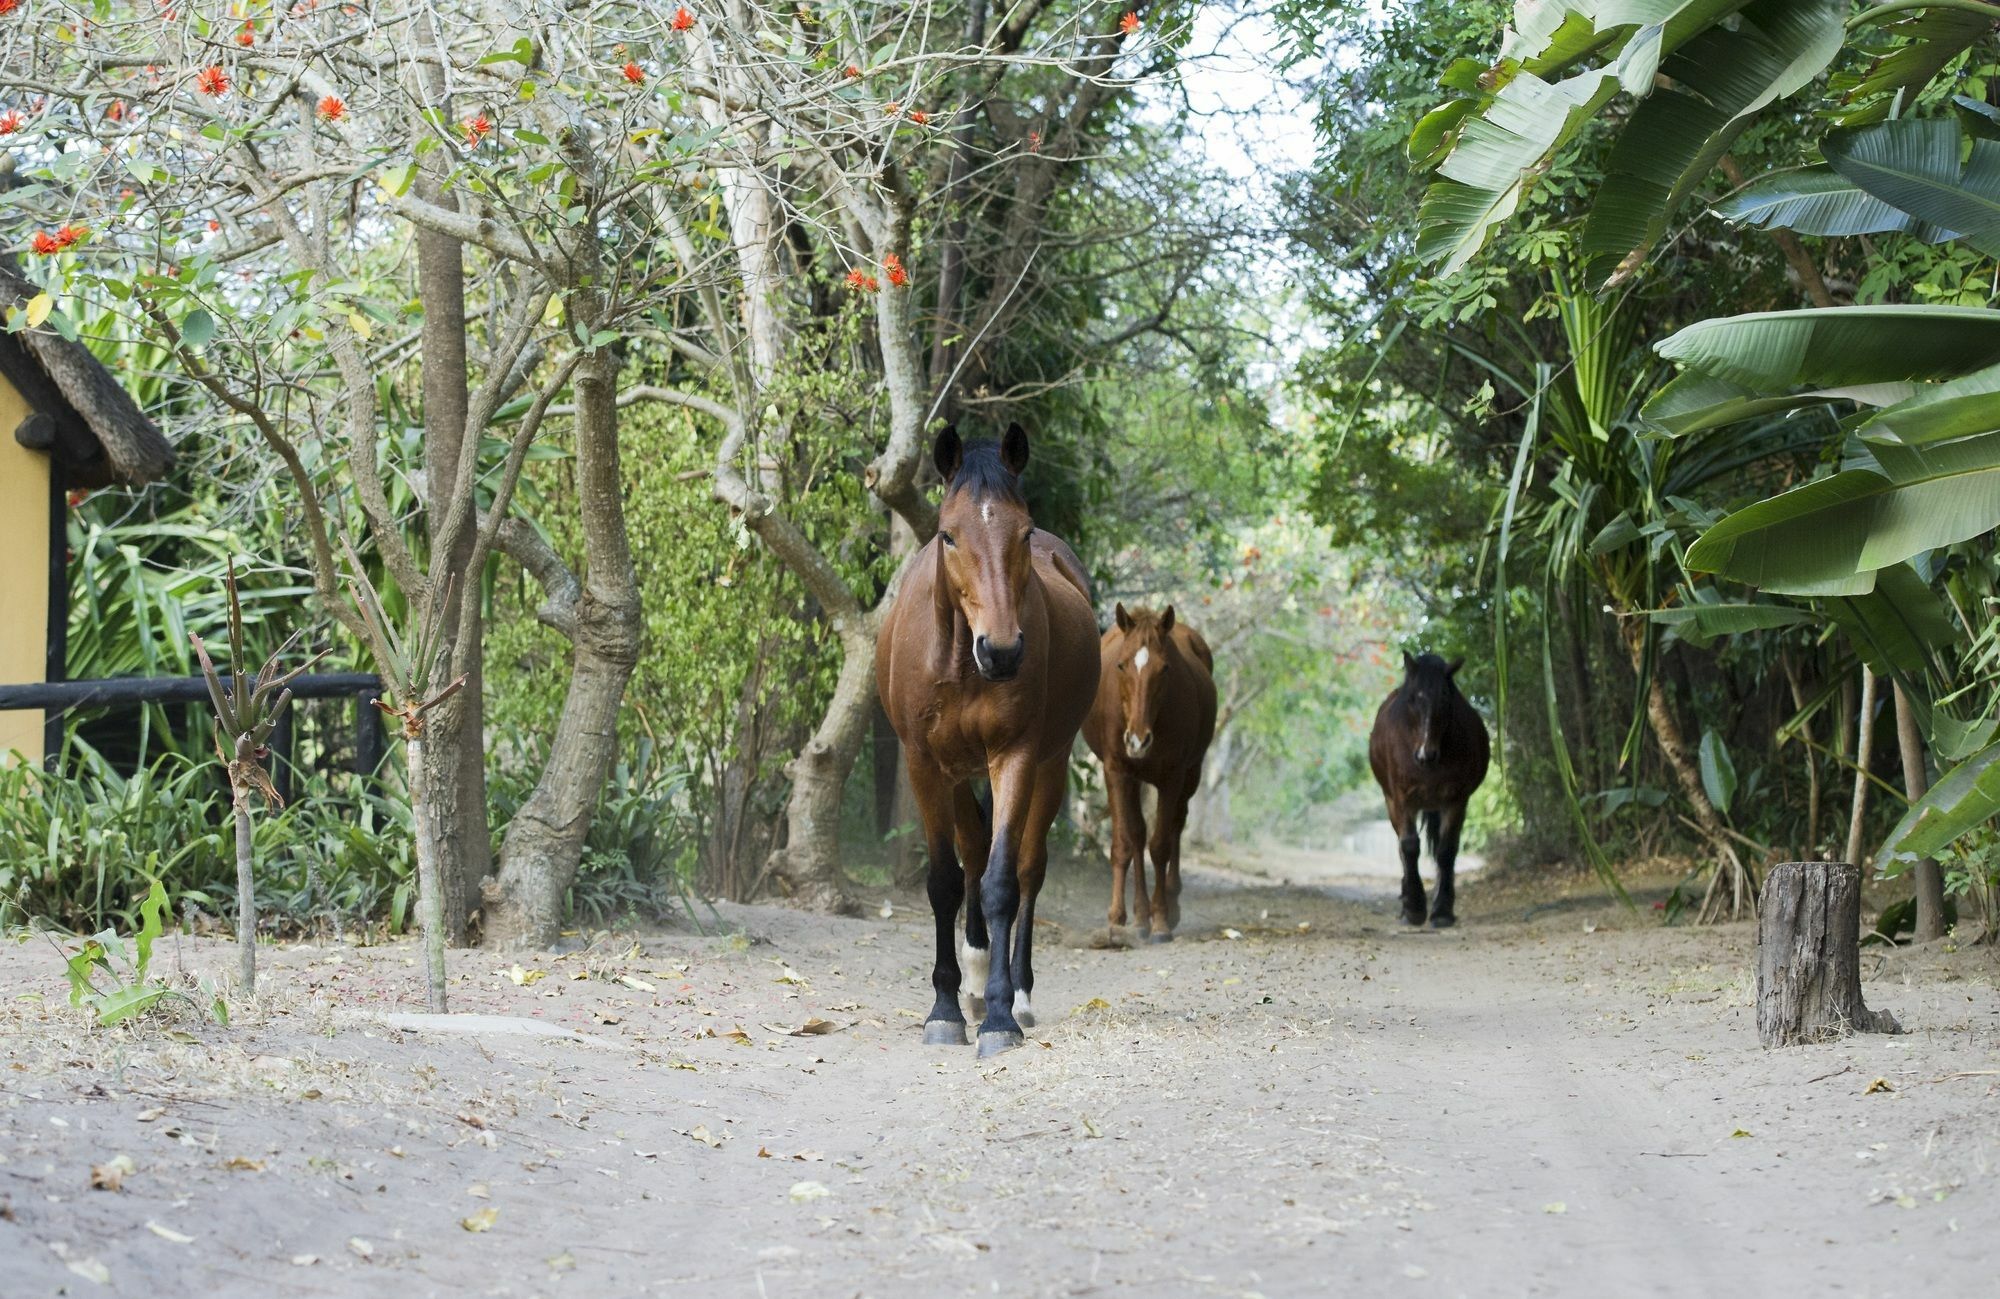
left=1421, top=809, right=1441, bottom=860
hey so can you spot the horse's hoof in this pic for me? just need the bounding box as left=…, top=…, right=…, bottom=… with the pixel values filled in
left=922, top=1019, right=969, bottom=1046
left=1399, top=910, right=1426, bottom=927
left=1431, top=913, right=1457, bottom=930
left=1147, top=930, right=1173, bottom=945
left=976, top=1030, right=1024, bottom=1058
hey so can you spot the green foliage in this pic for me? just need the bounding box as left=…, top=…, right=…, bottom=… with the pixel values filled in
left=60, top=873, right=227, bottom=1027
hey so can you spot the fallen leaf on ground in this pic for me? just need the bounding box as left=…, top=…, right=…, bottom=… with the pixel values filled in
left=456, top=1112, right=488, bottom=1130
left=461, top=1206, right=499, bottom=1233
left=593, top=1010, right=623, bottom=1025
left=788, top=1180, right=830, bottom=1202
left=347, top=1237, right=374, bottom=1259
left=1074, top=998, right=1111, bottom=1014
left=792, top=1150, right=825, bottom=1162
left=503, top=965, right=548, bottom=986
left=774, top=966, right=810, bottom=987
left=668, top=1059, right=698, bottom=1071
left=467, top=1182, right=490, bottom=1199
left=1864, top=1077, right=1894, bottom=1095
left=618, top=975, right=658, bottom=993
left=785, top=1017, right=843, bottom=1036
left=1543, top=1202, right=1567, bottom=1214
left=1080, top=1116, right=1102, bottom=1139
left=135, top=1107, right=165, bottom=1123
left=1730, top=1129, right=1752, bottom=1139
left=758, top=1146, right=773, bottom=1158
left=90, top=1155, right=135, bottom=1191
left=687, top=1125, right=723, bottom=1149
left=65, top=1257, right=111, bottom=1285
left=290, top=1254, right=318, bottom=1266
left=224, top=1156, right=266, bottom=1172
left=145, top=1221, right=193, bottom=1244
left=1223, top=928, right=1243, bottom=940
left=547, top=1251, right=576, bottom=1272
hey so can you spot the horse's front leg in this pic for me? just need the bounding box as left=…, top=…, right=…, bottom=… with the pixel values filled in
left=1144, top=768, right=1188, bottom=943
left=1431, top=802, right=1467, bottom=929
left=1010, top=752, right=1068, bottom=1032
left=1388, top=796, right=1426, bottom=926
left=952, top=781, right=993, bottom=1017
left=1104, top=767, right=1144, bottom=934
left=977, top=753, right=1037, bottom=1057
left=907, top=763, right=968, bottom=1045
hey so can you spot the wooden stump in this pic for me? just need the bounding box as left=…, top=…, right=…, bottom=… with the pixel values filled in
left=1757, top=862, right=1900, bottom=1048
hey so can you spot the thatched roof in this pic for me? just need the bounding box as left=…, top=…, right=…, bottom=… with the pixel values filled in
left=0, top=266, right=174, bottom=489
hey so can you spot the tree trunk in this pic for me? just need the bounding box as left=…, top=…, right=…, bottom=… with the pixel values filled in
left=760, top=622, right=870, bottom=913
left=1893, top=684, right=1948, bottom=942
left=233, top=790, right=256, bottom=994
left=482, top=323, right=641, bottom=946
left=408, top=735, right=449, bottom=1011
left=1756, top=861, right=1900, bottom=1046
left=412, top=11, right=492, bottom=942
left=1622, top=625, right=1752, bottom=917
left=1845, top=667, right=1877, bottom=870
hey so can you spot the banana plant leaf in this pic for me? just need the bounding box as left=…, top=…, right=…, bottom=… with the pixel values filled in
left=1581, top=0, right=1847, bottom=285
left=1685, top=462, right=2000, bottom=594
left=1822, top=561, right=1956, bottom=680
left=1827, top=9, right=1996, bottom=128
left=1882, top=737, right=2000, bottom=862
left=1646, top=600, right=1814, bottom=645
left=1822, top=118, right=2000, bottom=257
left=1653, top=305, right=2000, bottom=393
left=1712, top=165, right=1955, bottom=241
left=1859, top=360, right=2000, bottom=448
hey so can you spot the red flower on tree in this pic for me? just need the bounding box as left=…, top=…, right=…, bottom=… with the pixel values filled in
left=1027, top=129, right=1041, bottom=152
left=845, top=268, right=879, bottom=293
left=54, top=223, right=85, bottom=248
left=195, top=65, right=229, bottom=96
left=909, top=109, right=928, bottom=125
left=670, top=6, right=693, bottom=30
left=0, top=0, right=20, bottom=16
left=844, top=63, right=861, bottom=78
left=235, top=23, right=253, bottom=45
left=30, top=231, right=59, bottom=255
left=883, top=100, right=900, bottom=117
left=883, top=252, right=908, bottom=287
left=463, top=113, right=493, bottom=144
left=1119, top=11, right=1139, bottom=34
left=0, top=111, right=21, bottom=134
left=622, top=62, right=645, bottom=84
left=317, top=95, right=345, bottom=121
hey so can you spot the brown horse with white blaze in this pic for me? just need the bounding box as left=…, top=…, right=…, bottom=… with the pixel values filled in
left=876, top=424, right=1100, bottom=1057
left=1368, top=652, right=1490, bottom=928
left=1084, top=604, right=1216, bottom=942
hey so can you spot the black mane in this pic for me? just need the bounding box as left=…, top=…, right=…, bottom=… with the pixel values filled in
left=948, top=439, right=1026, bottom=504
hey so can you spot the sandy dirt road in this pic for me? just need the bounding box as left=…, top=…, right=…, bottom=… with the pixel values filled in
left=3, top=849, right=1997, bottom=1298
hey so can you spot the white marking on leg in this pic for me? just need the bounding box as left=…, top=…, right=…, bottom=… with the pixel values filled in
left=1012, top=989, right=1032, bottom=1021
left=959, top=936, right=989, bottom=1001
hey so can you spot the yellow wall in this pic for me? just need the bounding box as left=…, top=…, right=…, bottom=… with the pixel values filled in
left=0, top=377, right=48, bottom=766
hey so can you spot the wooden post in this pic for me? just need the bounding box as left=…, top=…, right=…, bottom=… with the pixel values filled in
left=1757, top=861, right=1900, bottom=1047
left=354, top=687, right=385, bottom=780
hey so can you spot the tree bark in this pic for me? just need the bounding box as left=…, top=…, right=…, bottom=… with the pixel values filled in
left=1622, top=624, right=1752, bottom=917
left=758, top=621, right=872, bottom=913
left=482, top=338, right=642, bottom=947
left=412, top=10, right=492, bottom=942
left=233, top=790, right=256, bottom=994
left=1845, top=667, right=1877, bottom=870
left=1757, top=861, right=1900, bottom=1046
left=408, top=734, right=448, bottom=1011
left=1893, top=683, right=1948, bottom=942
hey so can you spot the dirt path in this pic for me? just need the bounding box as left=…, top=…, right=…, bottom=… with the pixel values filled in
left=4, top=852, right=1997, bottom=1297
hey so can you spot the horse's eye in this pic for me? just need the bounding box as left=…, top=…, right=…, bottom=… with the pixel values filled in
left=1022, top=528, right=1034, bottom=546
left=940, top=531, right=955, bottom=548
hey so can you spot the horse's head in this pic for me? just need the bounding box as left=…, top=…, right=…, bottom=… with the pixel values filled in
left=1401, top=650, right=1464, bottom=766
left=934, top=423, right=1035, bottom=682
left=1113, top=602, right=1175, bottom=760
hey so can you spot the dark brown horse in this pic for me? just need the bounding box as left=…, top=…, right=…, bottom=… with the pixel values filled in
left=1368, top=652, right=1490, bottom=928
left=876, top=424, right=1099, bottom=1056
left=1083, top=604, right=1215, bottom=942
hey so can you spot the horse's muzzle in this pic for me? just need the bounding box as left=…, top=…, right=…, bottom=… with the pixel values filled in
left=1415, top=746, right=1439, bottom=766
left=974, top=633, right=1025, bottom=681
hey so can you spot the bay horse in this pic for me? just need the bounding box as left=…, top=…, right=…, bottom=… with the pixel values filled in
left=1083, top=604, right=1216, bottom=942
left=876, top=424, right=1100, bottom=1057
left=1367, top=652, right=1490, bottom=928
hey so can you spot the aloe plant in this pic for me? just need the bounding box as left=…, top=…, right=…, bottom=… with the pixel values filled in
left=190, top=559, right=324, bottom=994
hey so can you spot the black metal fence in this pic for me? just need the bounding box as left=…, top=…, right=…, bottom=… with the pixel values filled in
left=0, top=673, right=386, bottom=795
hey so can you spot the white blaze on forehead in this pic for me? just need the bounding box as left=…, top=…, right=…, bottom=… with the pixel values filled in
left=1134, top=647, right=1151, bottom=671
left=981, top=502, right=993, bottom=523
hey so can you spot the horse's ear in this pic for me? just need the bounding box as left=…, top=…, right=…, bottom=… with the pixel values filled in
left=933, top=425, right=963, bottom=484
left=1114, top=602, right=1132, bottom=632
left=1402, top=650, right=1416, bottom=674
left=1446, top=657, right=1465, bottom=677
left=1000, top=422, right=1030, bottom=475
left=1159, top=605, right=1175, bottom=633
